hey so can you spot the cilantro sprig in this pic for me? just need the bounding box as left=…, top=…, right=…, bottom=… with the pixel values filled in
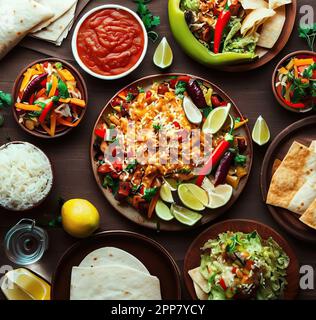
left=299, top=23, right=316, bottom=51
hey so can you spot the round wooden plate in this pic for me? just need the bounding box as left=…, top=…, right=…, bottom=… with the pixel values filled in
left=183, top=219, right=300, bottom=300
left=261, top=116, right=316, bottom=243
left=51, top=231, right=181, bottom=300
left=90, top=74, right=253, bottom=231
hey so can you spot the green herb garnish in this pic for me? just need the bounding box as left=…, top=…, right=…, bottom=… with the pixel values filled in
left=0, top=91, right=12, bottom=109
left=234, top=154, right=247, bottom=166
left=143, top=187, right=158, bottom=202
left=134, top=0, right=161, bottom=31
left=175, top=81, right=187, bottom=99
left=126, top=93, right=135, bottom=103
left=299, top=23, right=316, bottom=51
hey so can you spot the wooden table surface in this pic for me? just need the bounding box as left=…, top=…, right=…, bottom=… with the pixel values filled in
left=0, top=0, right=315, bottom=300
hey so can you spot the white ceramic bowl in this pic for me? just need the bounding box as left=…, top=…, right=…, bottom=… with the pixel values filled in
left=72, top=4, right=148, bottom=80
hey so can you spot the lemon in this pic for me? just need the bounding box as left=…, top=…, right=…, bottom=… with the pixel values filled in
left=201, top=178, right=233, bottom=209
left=155, top=200, right=174, bottom=221
left=170, top=204, right=202, bottom=226
left=252, top=115, right=270, bottom=146
left=202, top=104, right=231, bottom=134
left=178, top=184, right=208, bottom=211
left=153, top=37, right=173, bottom=69
left=160, top=183, right=174, bottom=203
left=62, top=199, right=100, bottom=238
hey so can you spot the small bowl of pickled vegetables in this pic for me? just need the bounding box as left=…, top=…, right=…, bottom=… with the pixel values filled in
left=273, top=51, right=316, bottom=113
left=13, top=59, right=88, bottom=138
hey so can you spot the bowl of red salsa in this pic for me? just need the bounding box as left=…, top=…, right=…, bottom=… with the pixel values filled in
left=72, top=4, right=148, bottom=80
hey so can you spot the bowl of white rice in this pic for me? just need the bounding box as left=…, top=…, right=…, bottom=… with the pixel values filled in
left=0, top=141, right=53, bottom=211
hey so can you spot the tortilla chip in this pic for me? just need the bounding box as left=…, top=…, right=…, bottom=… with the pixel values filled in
left=266, top=141, right=316, bottom=215
left=241, top=8, right=276, bottom=36
left=257, top=6, right=286, bottom=49
left=300, top=199, right=316, bottom=230
left=272, top=158, right=282, bottom=176
left=240, top=0, right=268, bottom=10
left=193, top=282, right=209, bottom=300
left=310, top=141, right=316, bottom=152
left=269, top=0, right=292, bottom=10
left=188, top=268, right=210, bottom=294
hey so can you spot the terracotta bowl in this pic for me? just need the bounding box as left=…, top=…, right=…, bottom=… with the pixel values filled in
left=0, top=141, right=54, bottom=212
left=12, top=58, right=88, bottom=139
left=272, top=50, right=316, bottom=113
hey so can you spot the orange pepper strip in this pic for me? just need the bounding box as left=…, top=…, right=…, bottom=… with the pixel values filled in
left=59, top=98, right=71, bottom=103
left=15, top=103, right=42, bottom=112
left=57, top=69, right=66, bottom=82
left=70, top=98, right=86, bottom=108
left=49, top=75, right=58, bottom=97
left=294, top=58, right=314, bottom=67
left=56, top=117, right=81, bottom=127
left=36, top=88, right=47, bottom=99
left=50, top=112, right=57, bottom=137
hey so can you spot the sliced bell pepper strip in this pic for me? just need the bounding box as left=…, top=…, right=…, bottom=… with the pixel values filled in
left=36, top=88, right=47, bottom=99
left=50, top=112, right=57, bottom=137
left=95, top=128, right=106, bottom=139
left=70, top=98, right=86, bottom=108
left=39, top=101, right=54, bottom=123
left=168, top=0, right=256, bottom=67
left=15, top=103, right=42, bottom=112
left=56, top=117, right=81, bottom=127
left=196, top=133, right=234, bottom=187
left=234, top=119, right=248, bottom=130
left=59, top=69, right=75, bottom=81
left=48, top=75, right=58, bottom=98
left=294, top=58, right=314, bottom=67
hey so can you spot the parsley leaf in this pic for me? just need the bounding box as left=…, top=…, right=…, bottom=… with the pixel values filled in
left=0, top=91, right=12, bottom=109
left=143, top=187, right=158, bottom=202
left=126, top=93, right=135, bottom=103
left=134, top=0, right=161, bottom=31
left=298, top=23, right=316, bottom=51
left=175, top=81, right=187, bottom=99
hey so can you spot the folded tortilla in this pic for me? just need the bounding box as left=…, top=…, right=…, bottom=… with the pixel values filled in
left=70, top=265, right=161, bottom=300
left=32, top=1, right=77, bottom=44
left=267, top=141, right=316, bottom=215
left=300, top=199, right=316, bottom=230
left=0, top=0, right=53, bottom=60
left=188, top=267, right=210, bottom=294
left=240, top=0, right=268, bottom=9
left=31, top=0, right=77, bottom=32
left=269, top=0, right=292, bottom=10
left=78, top=247, right=149, bottom=274
left=241, top=8, right=276, bottom=36
left=257, top=6, right=286, bottom=49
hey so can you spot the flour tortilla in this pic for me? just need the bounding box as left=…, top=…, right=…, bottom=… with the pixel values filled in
left=267, top=141, right=316, bottom=215
left=310, top=141, right=316, bottom=152
left=241, top=8, right=276, bottom=36
left=79, top=247, right=149, bottom=275
left=269, top=0, right=292, bottom=10
left=188, top=267, right=210, bottom=294
left=240, top=0, right=268, bottom=9
left=70, top=265, right=162, bottom=300
left=257, top=6, right=286, bottom=49
left=31, top=0, right=77, bottom=32
left=32, top=2, right=77, bottom=44
left=0, top=0, right=53, bottom=60
left=300, top=199, right=316, bottom=230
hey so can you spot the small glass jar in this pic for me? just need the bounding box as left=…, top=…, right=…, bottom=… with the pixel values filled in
left=4, top=219, right=49, bottom=265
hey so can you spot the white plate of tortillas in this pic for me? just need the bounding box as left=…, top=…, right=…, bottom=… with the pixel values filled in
left=51, top=231, right=181, bottom=300
left=0, top=0, right=79, bottom=60
left=261, top=116, right=316, bottom=243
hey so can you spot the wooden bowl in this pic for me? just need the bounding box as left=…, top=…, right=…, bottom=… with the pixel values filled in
left=12, top=58, right=88, bottom=139
left=272, top=50, right=316, bottom=113
left=183, top=219, right=300, bottom=300
left=90, top=74, right=253, bottom=231
left=0, top=141, right=54, bottom=212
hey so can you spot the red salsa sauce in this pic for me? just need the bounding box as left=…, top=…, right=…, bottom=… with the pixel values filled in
left=77, top=9, right=145, bottom=76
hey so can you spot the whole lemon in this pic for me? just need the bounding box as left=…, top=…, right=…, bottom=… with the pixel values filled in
left=61, top=199, right=100, bottom=238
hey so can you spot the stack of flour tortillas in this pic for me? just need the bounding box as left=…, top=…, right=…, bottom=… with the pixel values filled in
left=267, top=140, right=316, bottom=230
left=0, top=0, right=78, bottom=60
left=70, top=247, right=162, bottom=300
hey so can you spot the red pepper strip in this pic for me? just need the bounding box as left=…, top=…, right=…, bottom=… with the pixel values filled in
left=39, top=101, right=54, bottom=123
left=169, top=76, right=191, bottom=88
left=276, top=84, right=305, bottom=109
left=219, top=278, right=227, bottom=291
left=29, top=93, right=35, bottom=105
left=95, top=128, right=106, bottom=139
left=196, top=133, right=234, bottom=187
left=40, top=79, right=47, bottom=88
left=214, top=6, right=231, bottom=54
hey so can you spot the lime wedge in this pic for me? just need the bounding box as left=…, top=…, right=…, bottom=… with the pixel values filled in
left=178, top=184, right=207, bottom=211
left=163, top=178, right=178, bottom=191
left=160, top=183, right=174, bottom=203
left=201, top=178, right=233, bottom=209
left=183, top=96, right=202, bottom=125
left=202, top=104, right=231, bottom=134
left=252, top=115, right=270, bottom=146
left=170, top=204, right=202, bottom=226
left=155, top=200, right=174, bottom=221
left=153, top=37, right=173, bottom=69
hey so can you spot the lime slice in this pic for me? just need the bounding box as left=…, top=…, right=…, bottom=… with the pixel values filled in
left=201, top=178, right=233, bottom=209
left=170, top=204, right=202, bottom=226
left=153, top=37, right=173, bottom=69
left=183, top=96, right=202, bottom=125
left=252, top=115, right=270, bottom=146
left=202, top=104, right=231, bottom=134
left=178, top=184, right=206, bottom=211
left=163, top=178, right=178, bottom=191
left=155, top=200, right=174, bottom=221
left=160, top=183, right=174, bottom=203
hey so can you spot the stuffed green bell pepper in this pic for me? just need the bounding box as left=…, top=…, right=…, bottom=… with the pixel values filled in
left=168, top=0, right=257, bottom=67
